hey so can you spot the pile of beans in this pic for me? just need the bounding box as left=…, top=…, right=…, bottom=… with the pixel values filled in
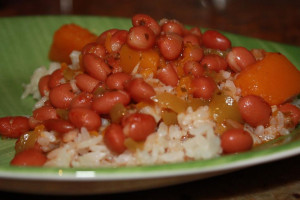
left=1, top=14, right=300, bottom=166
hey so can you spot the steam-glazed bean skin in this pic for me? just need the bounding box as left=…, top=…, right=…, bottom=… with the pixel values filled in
left=127, top=26, right=155, bottom=50
left=92, top=90, right=131, bottom=114
left=183, top=60, right=205, bottom=77
left=157, top=64, right=179, bottom=86
left=132, top=14, right=161, bottom=36
left=68, top=107, right=102, bottom=131
left=0, top=116, right=30, bottom=138
left=32, top=106, right=58, bottom=121
left=279, top=103, right=300, bottom=127
left=122, top=113, right=156, bottom=141
left=238, top=95, right=272, bottom=127
left=106, top=72, right=132, bottom=90
left=157, top=33, right=183, bottom=60
left=10, top=149, right=47, bottom=166
left=48, top=69, right=64, bottom=89
left=161, top=20, right=184, bottom=36
left=191, top=77, right=217, bottom=100
left=49, top=83, right=75, bottom=109
left=226, top=47, right=256, bottom=72
left=75, top=73, right=100, bottom=93
left=70, top=92, right=93, bottom=109
left=221, top=128, right=253, bottom=154
left=96, top=29, right=118, bottom=44
left=38, top=75, right=50, bottom=96
left=43, top=119, right=75, bottom=134
left=104, top=123, right=127, bottom=154
left=202, top=30, right=231, bottom=50
left=82, top=42, right=106, bottom=59
left=125, top=78, right=156, bottom=102
left=201, top=54, right=228, bottom=72
left=83, top=54, right=111, bottom=81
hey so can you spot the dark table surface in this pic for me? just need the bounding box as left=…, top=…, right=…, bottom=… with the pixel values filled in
left=1, top=0, right=300, bottom=199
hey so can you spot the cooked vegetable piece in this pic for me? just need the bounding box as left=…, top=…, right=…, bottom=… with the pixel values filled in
left=49, top=24, right=97, bottom=63
left=235, top=53, right=300, bottom=105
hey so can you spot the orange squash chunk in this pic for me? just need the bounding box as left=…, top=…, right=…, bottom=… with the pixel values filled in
left=235, top=53, right=300, bottom=105
left=49, top=24, right=97, bottom=64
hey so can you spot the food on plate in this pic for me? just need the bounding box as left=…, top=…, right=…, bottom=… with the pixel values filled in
left=0, top=14, right=300, bottom=167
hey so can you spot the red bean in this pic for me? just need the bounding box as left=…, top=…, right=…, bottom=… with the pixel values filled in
left=202, top=30, right=231, bottom=50
left=83, top=54, right=111, bottom=81
left=161, top=20, right=184, bottom=36
left=156, top=64, right=179, bottom=86
left=183, top=44, right=204, bottom=62
left=104, top=123, right=126, bottom=154
left=191, top=77, right=217, bottom=100
left=132, top=14, right=161, bottom=36
left=33, top=106, right=58, bottom=121
left=108, top=30, right=128, bottom=52
left=238, top=95, right=271, bottom=127
left=70, top=92, right=93, bottom=109
left=49, top=83, right=75, bottom=109
left=189, top=27, right=202, bottom=37
left=157, top=33, right=183, bottom=60
left=122, top=113, right=156, bottom=141
left=106, top=72, right=131, bottom=90
left=183, top=34, right=201, bottom=46
left=82, top=42, right=106, bottom=59
left=279, top=103, right=300, bottom=127
left=106, top=53, right=122, bottom=73
left=43, top=119, right=75, bottom=134
left=226, top=47, right=256, bottom=72
left=10, top=148, right=47, bottom=166
left=221, top=128, right=253, bottom=154
left=200, top=54, right=228, bottom=72
left=38, top=75, right=50, bottom=96
left=75, top=73, right=100, bottom=93
left=183, top=61, right=205, bottom=78
left=125, top=78, right=156, bottom=102
left=127, top=26, right=155, bottom=50
left=96, top=29, right=118, bottom=45
left=48, top=69, right=64, bottom=88
left=92, top=90, right=130, bottom=114
left=68, top=107, right=101, bottom=131
left=0, top=116, right=30, bottom=138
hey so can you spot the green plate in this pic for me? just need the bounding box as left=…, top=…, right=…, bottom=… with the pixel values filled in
left=0, top=16, right=299, bottom=195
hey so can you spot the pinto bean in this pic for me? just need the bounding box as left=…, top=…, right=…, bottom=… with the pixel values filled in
left=279, top=103, right=300, bottom=127
left=183, top=44, right=204, bottom=62
left=49, top=83, right=75, bottom=109
left=83, top=54, right=111, bottom=81
left=68, top=107, right=101, bottom=131
left=92, top=90, right=131, bottom=114
left=104, top=123, right=127, bottom=154
left=75, top=73, right=100, bottom=93
left=122, top=113, right=156, bottom=141
left=183, top=34, right=201, bottom=46
left=161, top=20, right=184, bottom=36
left=0, top=116, right=30, bottom=138
left=109, top=30, right=128, bottom=52
left=125, top=78, right=156, bottom=102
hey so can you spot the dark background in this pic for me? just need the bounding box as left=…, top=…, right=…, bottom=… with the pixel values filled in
left=1, top=0, right=300, bottom=199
